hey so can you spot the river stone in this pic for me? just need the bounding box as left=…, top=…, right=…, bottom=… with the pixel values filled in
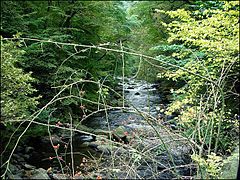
left=29, top=168, right=50, bottom=179
left=52, top=173, right=69, bottom=179
left=25, top=146, right=34, bottom=154
left=24, top=163, right=36, bottom=170
left=98, top=144, right=127, bottom=156
left=74, top=135, right=94, bottom=142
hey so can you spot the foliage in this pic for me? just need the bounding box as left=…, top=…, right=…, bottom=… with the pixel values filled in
left=1, top=1, right=27, bottom=37
left=1, top=1, right=239, bottom=179
left=1, top=41, right=39, bottom=123
left=1, top=1, right=130, bottom=121
left=154, top=1, right=239, bottom=153
left=128, top=1, right=189, bottom=81
left=191, top=152, right=223, bottom=179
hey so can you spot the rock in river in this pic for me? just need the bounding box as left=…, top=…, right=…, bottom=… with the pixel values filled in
left=29, top=168, right=50, bottom=179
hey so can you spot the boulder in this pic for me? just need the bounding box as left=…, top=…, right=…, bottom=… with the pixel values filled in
left=29, top=168, right=50, bottom=179
left=73, top=135, right=95, bottom=143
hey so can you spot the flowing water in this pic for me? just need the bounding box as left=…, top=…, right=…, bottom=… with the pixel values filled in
left=85, top=78, right=162, bottom=130
left=23, top=78, right=194, bottom=178
left=81, top=78, right=194, bottom=178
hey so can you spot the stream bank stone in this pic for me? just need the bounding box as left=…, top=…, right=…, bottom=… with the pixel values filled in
left=24, top=163, right=36, bottom=170
left=29, top=168, right=50, bottom=179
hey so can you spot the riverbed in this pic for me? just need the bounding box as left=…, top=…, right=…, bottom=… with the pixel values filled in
left=5, top=78, right=196, bottom=179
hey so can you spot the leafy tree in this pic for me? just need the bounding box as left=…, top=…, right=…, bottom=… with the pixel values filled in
left=155, top=1, right=239, bottom=152
left=128, top=1, right=188, bottom=81
left=1, top=1, right=130, bottom=120
left=1, top=41, right=39, bottom=123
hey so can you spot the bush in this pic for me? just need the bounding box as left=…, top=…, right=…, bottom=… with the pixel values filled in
left=1, top=40, right=40, bottom=123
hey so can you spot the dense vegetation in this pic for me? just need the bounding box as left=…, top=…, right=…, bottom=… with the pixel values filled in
left=1, top=1, right=239, bottom=179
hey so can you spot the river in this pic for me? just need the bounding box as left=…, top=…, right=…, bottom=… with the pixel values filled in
left=7, top=78, right=195, bottom=179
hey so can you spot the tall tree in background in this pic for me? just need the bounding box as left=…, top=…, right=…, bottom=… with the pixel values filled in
left=1, top=1, right=130, bottom=120
left=153, top=1, right=239, bottom=152
left=128, top=1, right=188, bottom=81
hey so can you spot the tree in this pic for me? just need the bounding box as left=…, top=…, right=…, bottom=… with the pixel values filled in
left=156, top=1, right=239, bottom=153
left=128, top=1, right=188, bottom=81
left=1, top=40, right=39, bottom=122
left=1, top=1, right=130, bottom=120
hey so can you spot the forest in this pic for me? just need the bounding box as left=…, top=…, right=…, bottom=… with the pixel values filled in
left=1, top=1, right=239, bottom=179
